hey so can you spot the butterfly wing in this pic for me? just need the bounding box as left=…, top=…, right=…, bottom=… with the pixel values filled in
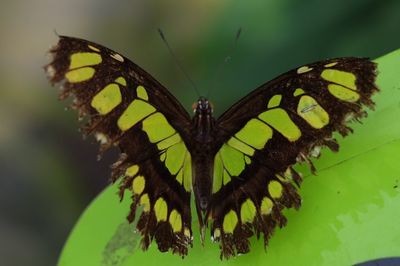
left=210, top=58, right=378, bottom=258
left=46, top=36, right=193, bottom=256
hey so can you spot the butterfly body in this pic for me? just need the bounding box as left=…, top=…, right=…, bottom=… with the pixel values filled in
left=188, top=97, right=219, bottom=233
left=46, top=36, right=378, bottom=259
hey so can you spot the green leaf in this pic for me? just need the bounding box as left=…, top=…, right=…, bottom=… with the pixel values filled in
left=58, top=50, right=400, bottom=266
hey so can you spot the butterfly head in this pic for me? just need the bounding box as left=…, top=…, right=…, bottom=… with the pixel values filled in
left=192, top=97, right=213, bottom=115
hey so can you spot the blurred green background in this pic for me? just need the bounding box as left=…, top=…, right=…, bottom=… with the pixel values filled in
left=1, top=0, right=400, bottom=265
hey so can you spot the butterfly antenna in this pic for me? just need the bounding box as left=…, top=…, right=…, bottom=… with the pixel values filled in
left=206, top=27, right=242, bottom=99
left=158, top=28, right=201, bottom=97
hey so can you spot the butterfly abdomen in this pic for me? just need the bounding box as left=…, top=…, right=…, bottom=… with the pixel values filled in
left=192, top=150, right=214, bottom=210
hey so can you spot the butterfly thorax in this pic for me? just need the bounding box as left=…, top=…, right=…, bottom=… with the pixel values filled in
left=191, top=97, right=215, bottom=143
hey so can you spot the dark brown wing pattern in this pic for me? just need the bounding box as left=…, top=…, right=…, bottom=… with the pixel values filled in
left=46, top=36, right=194, bottom=256
left=208, top=58, right=378, bottom=258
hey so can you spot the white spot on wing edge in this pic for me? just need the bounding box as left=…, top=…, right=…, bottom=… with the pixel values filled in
left=46, top=65, right=56, bottom=78
left=324, top=62, right=338, bottom=68
left=310, top=146, right=321, bottom=158
left=88, top=44, right=100, bottom=52
left=111, top=53, right=124, bottom=62
left=297, top=66, right=313, bottom=74
left=95, top=132, right=108, bottom=145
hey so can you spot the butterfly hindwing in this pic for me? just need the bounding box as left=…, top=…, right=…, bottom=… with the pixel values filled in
left=209, top=58, right=378, bottom=258
left=46, top=36, right=193, bottom=255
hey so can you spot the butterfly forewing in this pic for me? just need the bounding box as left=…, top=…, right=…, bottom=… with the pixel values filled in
left=46, top=36, right=194, bottom=255
left=210, top=58, right=378, bottom=258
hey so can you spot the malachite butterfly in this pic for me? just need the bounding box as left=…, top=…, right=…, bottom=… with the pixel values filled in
left=45, top=36, right=378, bottom=259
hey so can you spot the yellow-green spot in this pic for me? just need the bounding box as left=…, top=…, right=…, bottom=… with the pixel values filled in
left=219, top=144, right=246, bottom=176
left=115, top=77, right=127, bottom=86
left=223, top=210, right=238, bottom=234
left=139, top=194, right=150, bottom=212
left=235, top=119, right=273, bottom=149
left=154, top=197, right=168, bottom=222
left=268, top=180, right=283, bottom=199
left=212, top=154, right=224, bottom=193
left=125, top=165, right=139, bottom=177
left=283, top=168, right=296, bottom=181
left=142, top=112, right=176, bottom=143
left=157, top=133, right=181, bottom=150
left=184, top=228, right=191, bottom=238
left=223, top=169, right=231, bottom=185
left=169, top=209, right=182, bottom=232
left=136, top=85, right=149, bottom=101
left=259, top=108, right=301, bottom=142
left=213, top=228, right=221, bottom=239
left=321, top=69, right=357, bottom=90
left=160, top=152, right=166, bottom=162
left=165, top=142, right=186, bottom=175
left=260, top=197, right=273, bottom=215
left=297, top=95, right=330, bottom=129
left=117, top=100, right=156, bottom=131
left=182, top=152, right=192, bottom=192
left=244, top=155, right=251, bottom=164
left=132, top=175, right=145, bottom=195
left=297, top=66, right=313, bottom=74
left=88, top=45, right=100, bottom=52
left=227, top=137, right=255, bottom=156
left=176, top=168, right=183, bottom=184
left=91, top=83, right=122, bottom=115
left=293, top=88, right=305, bottom=97
left=69, top=52, right=102, bottom=69
left=65, top=67, right=95, bottom=83
left=240, top=199, right=256, bottom=223
left=276, top=174, right=289, bottom=183
left=267, top=94, right=282, bottom=108
left=324, top=62, right=337, bottom=68
left=328, top=84, right=360, bottom=102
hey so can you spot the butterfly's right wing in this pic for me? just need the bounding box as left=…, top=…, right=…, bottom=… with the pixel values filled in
left=209, top=58, right=378, bottom=258
left=46, top=36, right=194, bottom=256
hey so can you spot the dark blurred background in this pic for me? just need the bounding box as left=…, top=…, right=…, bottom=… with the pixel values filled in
left=1, top=0, right=400, bottom=265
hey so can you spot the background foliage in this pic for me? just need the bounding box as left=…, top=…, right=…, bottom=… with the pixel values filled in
left=1, top=0, right=400, bottom=265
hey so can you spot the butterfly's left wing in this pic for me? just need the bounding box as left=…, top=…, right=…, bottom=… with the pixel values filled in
left=46, top=36, right=193, bottom=256
left=209, top=58, right=378, bottom=258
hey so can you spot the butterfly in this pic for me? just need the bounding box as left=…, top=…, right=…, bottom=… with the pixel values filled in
left=45, top=35, right=378, bottom=259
